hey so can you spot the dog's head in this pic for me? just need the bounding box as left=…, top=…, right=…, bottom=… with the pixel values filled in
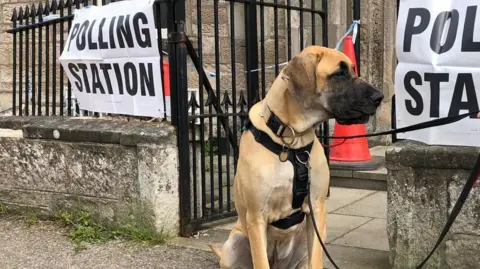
left=281, top=46, right=384, bottom=125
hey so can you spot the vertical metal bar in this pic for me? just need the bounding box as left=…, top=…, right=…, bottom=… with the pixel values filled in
left=208, top=96, right=214, bottom=217
left=52, top=4, right=57, bottom=115
left=12, top=12, right=17, bottom=116
left=299, top=0, right=304, bottom=50
left=244, top=0, right=258, bottom=108
left=169, top=0, right=192, bottom=235
left=322, top=0, right=330, bottom=197
left=286, top=0, right=292, bottom=61
left=45, top=7, right=50, bottom=116
left=311, top=0, right=315, bottom=45
left=60, top=3, right=65, bottom=115
left=197, top=0, right=207, bottom=218
left=155, top=2, right=167, bottom=120
left=37, top=4, right=43, bottom=116
left=260, top=0, right=265, bottom=98
left=224, top=94, right=231, bottom=212
left=391, top=94, right=397, bottom=143
left=31, top=5, right=36, bottom=116
left=190, top=96, right=198, bottom=220
left=322, top=0, right=329, bottom=159
left=274, top=0, right=279, bottom=76
left=25, top=7, right=30, bottom=116
left=353, top=0, right=360, bottom=75
left=214, top=0, right=223, bottom=214
left=18, top=11, right=23, bottom=116
left=67, top=1, right=73, bottom=115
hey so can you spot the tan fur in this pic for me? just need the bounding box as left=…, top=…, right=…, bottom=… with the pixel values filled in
left=209, top=46, right=374, bottom=269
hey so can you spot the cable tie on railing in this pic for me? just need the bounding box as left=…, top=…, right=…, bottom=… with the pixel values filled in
left=335, top=20, right=360, bottom=51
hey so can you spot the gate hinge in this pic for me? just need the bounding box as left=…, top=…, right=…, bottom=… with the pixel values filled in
left=168, top=32, right=186, bottom=44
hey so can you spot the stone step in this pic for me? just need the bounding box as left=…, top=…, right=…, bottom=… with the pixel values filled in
left=329, top=146, right=388, bottom=191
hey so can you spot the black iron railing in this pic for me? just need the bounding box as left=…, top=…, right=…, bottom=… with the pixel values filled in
left=6, top=0, right=170, bottom=121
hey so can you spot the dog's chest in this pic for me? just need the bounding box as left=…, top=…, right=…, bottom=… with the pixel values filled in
left=260, top=158, right=324, bottom=216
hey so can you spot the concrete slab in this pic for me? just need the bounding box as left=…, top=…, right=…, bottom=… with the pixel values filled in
left=0, top=128, right=22, bottom=138
left=326, top=187, right=376, bottom=213
left=370, top=146, right=388, bottom=157
left=326, top=214, right=372, bottom=243
left=323, top=244, right=390, bottom=269
left=353, top=167, right=387, bottom=181
left=334, top=191, right=387, bottom=219
left=330, top=218, right=389, bottom=252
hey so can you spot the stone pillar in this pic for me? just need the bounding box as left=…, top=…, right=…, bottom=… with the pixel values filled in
left=386, top=140, right=480, bottom=269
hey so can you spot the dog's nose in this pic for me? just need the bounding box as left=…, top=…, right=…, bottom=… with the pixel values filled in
left=370, top=91, right=384, bottom=104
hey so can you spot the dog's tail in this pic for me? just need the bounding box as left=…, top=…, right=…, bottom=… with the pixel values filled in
left=208, top=244, right=222, bottom=260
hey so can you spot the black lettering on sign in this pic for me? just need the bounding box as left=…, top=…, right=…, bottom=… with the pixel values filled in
left=404, top=8, right=430, bottom=52
left=78, top=63, right=91, bottom=93
left=133, top=12, right=152, bottom=48
left=113, top=63, right=124, bottom=95
left=109, top=16, right=117, bottom=49
left=99, top=63, right=114, bottom=94
left=116, top=15, right=134, bottom=48
left=68, top=63, right=83, bottom=92
left=430, top=10, right=459, bottom=54
left=425, top=73, right=449, bottom=117
left=77, top=20, right=90, bottom=51
left=404, top=71, right=424, bottom=115
left=462, top=6, right=480, bottom=52
left=98, top=18, right=109, bottom=49
left=125, top=62, right=138, bottom=96
left=139, top=63, right=155, bottom=96
left=448, top=73, right=480, bottom=118
left=90, top=64, right=106, bottom=94
left=68, top=23, right=80, bottom=51
left=87, top=20, right=98, bottom=50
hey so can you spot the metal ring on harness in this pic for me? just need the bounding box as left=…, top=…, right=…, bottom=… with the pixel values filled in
left=295, top=151, right=311, bottom=165
left=280, top=125, right=296, bottom=147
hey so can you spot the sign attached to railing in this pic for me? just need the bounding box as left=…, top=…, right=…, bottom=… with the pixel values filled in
left=395, top=0, right=480, bottom=147
left=59, top=0, right=170, bottom=117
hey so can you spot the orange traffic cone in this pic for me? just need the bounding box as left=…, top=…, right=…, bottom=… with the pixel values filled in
left=329, top=36, right=382, bottom=171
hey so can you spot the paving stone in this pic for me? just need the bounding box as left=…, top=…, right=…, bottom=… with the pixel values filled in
left=330, top=218, right=389, bottom=252
left=353, top=167, right=387, bottom=181
left=325, top=214, right=372, bottom=243
left=326, top=187, right=376, bottom=213
left=323, top=244, right=390, bottom=269
left=334, top=191, right=387, bottom=218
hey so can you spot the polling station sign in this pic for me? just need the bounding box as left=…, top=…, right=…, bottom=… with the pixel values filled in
left=59, top=0, right=170, bottom=117
left=395, top=0, right=480, bottom=147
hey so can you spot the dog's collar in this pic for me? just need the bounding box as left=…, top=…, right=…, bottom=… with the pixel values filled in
left=260, top=105, right=298, bottom=142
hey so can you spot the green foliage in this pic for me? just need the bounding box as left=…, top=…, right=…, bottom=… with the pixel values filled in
left=55, top=210, right=168, bottom=251
left=0, top=202, right=6, bottom=215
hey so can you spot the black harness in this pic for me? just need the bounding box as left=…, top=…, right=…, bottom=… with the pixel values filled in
left=243, top=112, right=314, bottom=230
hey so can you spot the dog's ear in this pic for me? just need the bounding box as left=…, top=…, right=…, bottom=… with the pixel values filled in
left=282, top=53, right=323, bottom=98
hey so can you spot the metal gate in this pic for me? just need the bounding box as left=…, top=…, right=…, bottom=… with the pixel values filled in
left=166, top=0, right=330, bottom=235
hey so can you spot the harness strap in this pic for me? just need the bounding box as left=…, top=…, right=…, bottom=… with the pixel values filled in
left=270, top=210, right=306, bottom=230
left=243, top=117, right=314, bottom=230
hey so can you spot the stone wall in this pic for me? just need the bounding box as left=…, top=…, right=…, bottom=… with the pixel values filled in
left=386, top=140, right=480, bottom=269
left=0, top=117, right=180, bottom=236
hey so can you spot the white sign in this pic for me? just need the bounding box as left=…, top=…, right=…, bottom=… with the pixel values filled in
left=395, top=0, right=480, bottom=147
left=59, top=0, right=170, bottom=117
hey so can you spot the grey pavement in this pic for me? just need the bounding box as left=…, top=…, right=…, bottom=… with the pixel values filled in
left=0, top=187, right=389, bottom=269
left=175, top=187, right=390, bottom=269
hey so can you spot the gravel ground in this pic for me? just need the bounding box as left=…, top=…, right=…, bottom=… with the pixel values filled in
left=0, top=218, right=218, bottom=269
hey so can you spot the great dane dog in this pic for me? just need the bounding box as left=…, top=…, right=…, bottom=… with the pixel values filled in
left=209, top=45, right=384, bottom=269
